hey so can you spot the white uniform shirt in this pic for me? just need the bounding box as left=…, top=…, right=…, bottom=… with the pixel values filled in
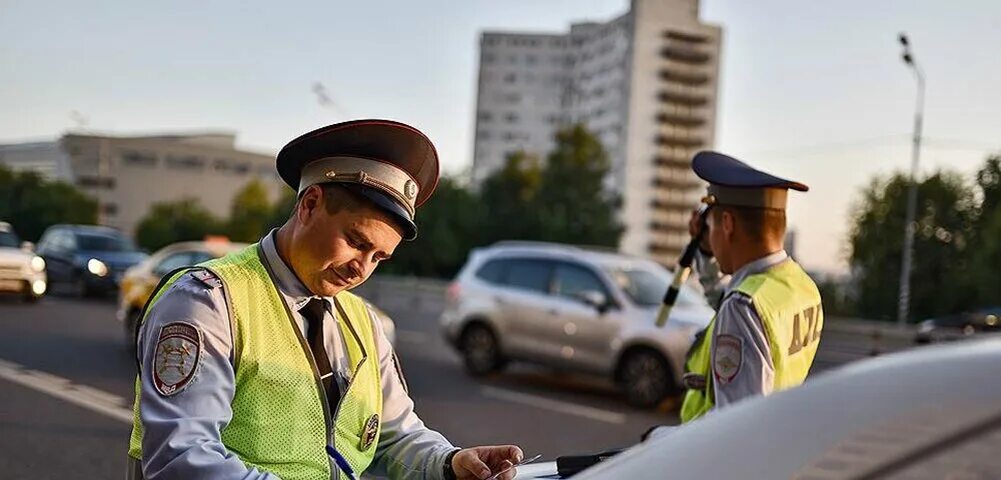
left=695, top=250, right=790, bottom=409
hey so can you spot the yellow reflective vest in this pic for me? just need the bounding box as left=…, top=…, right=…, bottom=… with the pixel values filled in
left=128, top=244, right=383, bottom=479
left=680, top=259, right=823, bottom=423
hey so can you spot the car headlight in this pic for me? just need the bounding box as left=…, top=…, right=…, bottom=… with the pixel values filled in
left=87, top=258, right=109, bottom=277
left=30, top=255, right=45, bottom=272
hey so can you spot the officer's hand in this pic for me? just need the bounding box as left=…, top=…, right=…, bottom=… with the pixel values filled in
left=452, top=445, right=523, bottom=480
left=688, top=209, right=712, bottom=255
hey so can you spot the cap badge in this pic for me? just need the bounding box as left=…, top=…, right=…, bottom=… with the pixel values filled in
left=404, top=180, right=418, bottom=200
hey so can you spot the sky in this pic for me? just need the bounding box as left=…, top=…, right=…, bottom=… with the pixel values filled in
left=2, top=0, right=999, bottom=274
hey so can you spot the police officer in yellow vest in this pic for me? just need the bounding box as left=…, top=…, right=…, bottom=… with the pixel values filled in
left=677, top=151, right=824, bottom=424
left=127, top=120, right=524, bottom=480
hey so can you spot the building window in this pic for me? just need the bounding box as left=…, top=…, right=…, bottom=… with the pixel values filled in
left=505, top=113, right=519, bottom=123
left=483, top=53, right=496, bottom=63
left=504, top=73, right=517, bottom=83
left=121, top=151, right=157, bottom=168
left=77, top=176, right=115, bottom=189
left=101, top=203, right=118, bottom=216
left=526, top=54, right=537, bottom=65
left=213, top=159, right=249, bottom=174
left=478, top=111, right=493, bottom=122
left=166, top=154, right=205, bottom=171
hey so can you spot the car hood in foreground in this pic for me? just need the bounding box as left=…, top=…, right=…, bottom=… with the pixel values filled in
left=565, top=338, right=1001, bottom=479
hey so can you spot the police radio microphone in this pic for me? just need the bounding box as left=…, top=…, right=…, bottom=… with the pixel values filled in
left=655, top=204, right=711, bottom=327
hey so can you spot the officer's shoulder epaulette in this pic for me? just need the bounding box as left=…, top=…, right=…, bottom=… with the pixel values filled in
left=190, top=269, right=223, bottom=289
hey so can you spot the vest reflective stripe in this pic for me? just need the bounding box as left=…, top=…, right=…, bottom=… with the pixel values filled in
left=128, top=244, right=383, bottom=479
left=680, top=259, right=822, bottom=423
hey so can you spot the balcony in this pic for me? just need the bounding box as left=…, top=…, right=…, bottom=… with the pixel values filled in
left=654, top=129, right=704, bottom=148
left=660, top=42, right=712, bottom=64
left=650, top=197, right=696, bottom=212
left=648, top=220, right=689, bottom=235
left=653, top=153, right=690, bottom=169
left=657, top=89, right=708, bottom=107
left=651, top=175, right=701, bottom=190
left=662, top=30, right=711, bottom=44
left=656, top=111, right=705, bottom=127
left=658, top=67, right=710, bottom=85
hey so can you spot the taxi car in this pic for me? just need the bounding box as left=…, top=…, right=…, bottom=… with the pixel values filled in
left=118, top=238, right=397, bottom=351
left=0, top=222, right=47, bottom=302
left=441, top=241, right=714, bottom=407
left=514, top=338, right=1001, bottom=479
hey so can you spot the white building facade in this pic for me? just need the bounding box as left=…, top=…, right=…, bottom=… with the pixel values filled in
left=471, top=0, right=722, bottom=263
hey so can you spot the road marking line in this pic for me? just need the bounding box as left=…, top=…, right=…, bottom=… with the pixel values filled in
left=396, top=330, right=431, bottom=344
left=481, top=386, right=627, bottom=425
left=0, top=358, right=132, bottom=424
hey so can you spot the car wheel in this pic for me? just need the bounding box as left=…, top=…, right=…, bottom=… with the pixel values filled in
left=460, top=324, right=505, bottom=376
left=619, top=349, right=674, bottom=408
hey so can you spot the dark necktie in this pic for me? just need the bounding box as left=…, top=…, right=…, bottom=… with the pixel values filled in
left=300, top=298, right=340, bottom=408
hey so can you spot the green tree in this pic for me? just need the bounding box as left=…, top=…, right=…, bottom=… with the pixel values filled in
left=0, top=165, right=97, bottom=241
left=227, top=179, right=273, bottom=242
left=967, top=154, right=1001, bottom=305
left=478, top=150, right=544, bottom=243
left=534, top=124, right=623, bottom=246
left=135, top=198, right=225, bottom=252
left=380, top=177, right=482, bottom=278
left=267, top=188, right=298, bottom=231
left=848, top=171, right=976, bottom=321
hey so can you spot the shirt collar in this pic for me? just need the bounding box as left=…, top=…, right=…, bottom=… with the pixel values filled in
left=260, top=229, right=331, bottom=311
left=725, top=250, right=789, bottom=295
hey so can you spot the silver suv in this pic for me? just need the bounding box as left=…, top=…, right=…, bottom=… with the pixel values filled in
left=441, top=242, right=713, bottom=407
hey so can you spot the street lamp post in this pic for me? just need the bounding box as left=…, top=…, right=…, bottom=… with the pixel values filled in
left=896, top=33, right=925, bottom=326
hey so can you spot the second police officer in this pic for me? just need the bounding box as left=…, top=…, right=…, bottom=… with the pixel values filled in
left=678, top=151, right=825, bottom=423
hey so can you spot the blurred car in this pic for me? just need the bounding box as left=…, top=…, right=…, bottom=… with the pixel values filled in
left=915, top=307, right=1001, bottom=344
left=441, top=241, right=714, bottom=407
left=36, top=224, right=147, bottom=297
left=0, top=222, right=47, bottom=302
left=515, top=338, right=1001, bottom=479
left=118, top=239, right=397, bottom=351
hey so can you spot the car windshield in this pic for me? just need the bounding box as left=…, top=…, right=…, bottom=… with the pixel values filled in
left=604, top=265, right=703, bottom=307
left=0, top=231, right=19, bottom=248
left=77, top=232, right=135, bottom=252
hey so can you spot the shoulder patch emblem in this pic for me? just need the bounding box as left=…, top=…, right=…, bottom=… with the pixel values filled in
left=153, top=322, right=202, bottom=396
left=191, top=269, right=222, bottom=289
left=713, top=334, right=742, bottom=385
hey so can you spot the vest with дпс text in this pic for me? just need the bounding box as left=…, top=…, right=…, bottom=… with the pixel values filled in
left=680, top=259, right=823, bottom=423
left=128, top=244, right=383, bottom=480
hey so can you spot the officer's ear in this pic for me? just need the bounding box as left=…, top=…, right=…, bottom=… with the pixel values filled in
left=720, top=208, right=737, bottom=239
left=296, top=185, right=324, bottom=224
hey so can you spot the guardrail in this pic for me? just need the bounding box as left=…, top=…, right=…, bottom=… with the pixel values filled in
left=813, top=317, right=920, bottom=371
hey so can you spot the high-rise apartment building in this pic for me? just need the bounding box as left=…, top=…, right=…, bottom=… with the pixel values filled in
left=471, top=0, right=722, bottom=263
left=0, top=132, right=285, bottom=237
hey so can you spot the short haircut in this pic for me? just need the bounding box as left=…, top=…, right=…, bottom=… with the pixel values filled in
left=713, top=205, right=786, bottom=242
left=317, top=183, right=367, bottom=215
